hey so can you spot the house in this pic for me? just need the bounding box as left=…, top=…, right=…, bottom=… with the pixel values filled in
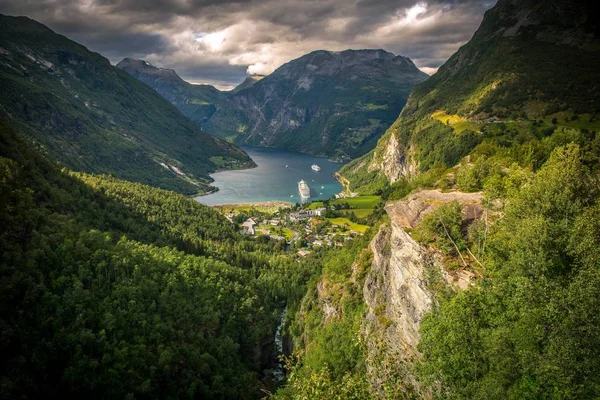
left=311, top=207, right=326, bottom=216
left=288, top=207, right=327, bottom=221
left=241, top=218, right=256, bottom=235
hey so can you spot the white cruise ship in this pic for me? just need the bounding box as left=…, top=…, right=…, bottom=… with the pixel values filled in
left=298, top=180, right=310, bottom=201
left=311, top=164, right=321, bottom=171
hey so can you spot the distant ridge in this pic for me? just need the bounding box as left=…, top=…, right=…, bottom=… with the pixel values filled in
left=117, top=57, right=227, bottom=125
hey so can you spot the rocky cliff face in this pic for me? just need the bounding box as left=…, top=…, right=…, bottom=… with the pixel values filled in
left=365, top=222, right=434, bottom=357
left=367, top=129, right=418, bottom=184
left=362, top=219, right=436, bottom=394
left=204, top=49, right=428, bottom=159
left=362, top=190, right=483, bottom=393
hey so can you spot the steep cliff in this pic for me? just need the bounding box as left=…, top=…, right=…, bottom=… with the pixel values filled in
left=361, top=190, right=482, bottom=394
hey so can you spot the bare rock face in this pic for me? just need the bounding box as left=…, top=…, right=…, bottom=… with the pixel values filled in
left=368, top=132, right=418, bottom=184
left=386, top=189, right=483, bottom=229
left=362, top=190, right=483, bottom=394
left=364, top=222, right=435, bottom=358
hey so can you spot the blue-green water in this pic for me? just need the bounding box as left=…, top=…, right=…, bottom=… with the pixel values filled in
left=195, top=146, right=344, bottom=205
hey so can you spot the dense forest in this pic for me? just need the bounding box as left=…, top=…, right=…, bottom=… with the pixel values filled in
left=0, top=120, right=312, bottom=398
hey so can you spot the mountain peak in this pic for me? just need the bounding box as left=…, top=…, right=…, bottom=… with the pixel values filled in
left=231, top=75, right=265, bottom=93
left=204, top=48, right=428, bottom=159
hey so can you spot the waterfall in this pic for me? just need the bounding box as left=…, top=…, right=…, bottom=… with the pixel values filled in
left=271, top=306, right=287, bottom=382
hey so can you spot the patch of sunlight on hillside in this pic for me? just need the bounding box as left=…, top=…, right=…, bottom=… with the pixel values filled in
left=431, top=110, right=480, bottom=134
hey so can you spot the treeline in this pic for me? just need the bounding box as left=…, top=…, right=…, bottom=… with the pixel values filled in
left=0, top=121, right=312, bottom=399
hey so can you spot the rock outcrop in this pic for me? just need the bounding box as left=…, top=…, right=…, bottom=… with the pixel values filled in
left=386, top=189, right=483, bottom=229
left=368, top=131, right=418, bottom=184
left=362, top=189, right=484, bottom=393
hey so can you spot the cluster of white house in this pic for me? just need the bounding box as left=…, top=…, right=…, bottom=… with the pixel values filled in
left=287, top=207, right=326, bottom=222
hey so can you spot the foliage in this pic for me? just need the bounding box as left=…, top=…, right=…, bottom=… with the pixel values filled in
left=418, top=144, right=600, bottom=399
left=0, top=121, right=312, bottom=399
left=416, top=201, right=466, bottom=256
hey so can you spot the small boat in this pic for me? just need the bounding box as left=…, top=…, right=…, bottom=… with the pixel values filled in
left=311, top=164, right=321, bottom=172
left=290, top=195, right=294, bottom=198
left=321, top=186, right=324, bottom=189
left=285, top=165, right=289, bottom=168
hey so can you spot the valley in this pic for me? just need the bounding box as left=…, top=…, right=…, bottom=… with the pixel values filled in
left=1, top=0, right=600, bottom=399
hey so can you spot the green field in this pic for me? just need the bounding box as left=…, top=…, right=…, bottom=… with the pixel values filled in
left=306, top=201, right=325, bottom=209
left=332, top=196, right=381, bottom=209
left=432, top=110, right=481, bottom=134
left=259, top=224, right=295, bottom=240
left=340, top=208, right=374, bottom=218
left=327, top=218, right=370, bottom=233
left=213, top=202, right=291, bottom=214
left=306, top=196, right=381, bottom=211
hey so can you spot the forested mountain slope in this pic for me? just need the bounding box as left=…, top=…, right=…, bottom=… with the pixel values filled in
left=340, top=0, right=600, bottom=193
left=0, top=15, right=254, bottom=195
left=0, top=120, right=311, bottom=398
left=275, top=0, right=600, bottom=398
left=117, top=58, right=227, bottom=125
left=204, top=49, right=428, bottom=160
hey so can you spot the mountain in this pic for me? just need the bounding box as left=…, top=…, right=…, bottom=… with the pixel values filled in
left=231, top=75, right=265, bottom=93
left=204, top=49, right=429, bottom=160
left=0, top=15, right=254, bottom=195
left=117, top=57, right=227, bottom=125
left=0, top=119, right=307, bottom=399
left=276, top=0, right=600, bottom=398
left=340, top=0, right=600, bottom=193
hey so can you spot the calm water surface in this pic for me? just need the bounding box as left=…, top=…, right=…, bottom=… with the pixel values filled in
left=196, top=146, right=344, bottom=205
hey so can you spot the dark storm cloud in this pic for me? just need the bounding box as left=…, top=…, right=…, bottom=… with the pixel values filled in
left=0, top=0, right=496, bottom=88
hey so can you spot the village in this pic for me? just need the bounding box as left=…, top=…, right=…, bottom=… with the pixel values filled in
left=212, top=195, right=382, bottom=257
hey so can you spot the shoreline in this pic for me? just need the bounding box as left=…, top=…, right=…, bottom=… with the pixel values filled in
left=209, top=201, right=294, bottom=208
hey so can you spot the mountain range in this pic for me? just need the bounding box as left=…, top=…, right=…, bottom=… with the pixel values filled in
left=119, top=50, right=427, bottom=160
left=116, top=58, right=228, bottom=125
left=204, top=49, right=428, bottom=160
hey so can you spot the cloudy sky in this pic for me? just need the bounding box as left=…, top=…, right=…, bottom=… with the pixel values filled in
left=0, top=0, right=496, bottom=89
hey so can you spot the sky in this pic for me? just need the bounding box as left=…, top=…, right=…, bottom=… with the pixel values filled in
left=0, top=0, right=496, bottom=89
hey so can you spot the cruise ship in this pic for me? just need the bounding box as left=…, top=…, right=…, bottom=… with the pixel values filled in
left=298, top=180, right=311, bottom=201
left=311, top=164, right=321, bottom=171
